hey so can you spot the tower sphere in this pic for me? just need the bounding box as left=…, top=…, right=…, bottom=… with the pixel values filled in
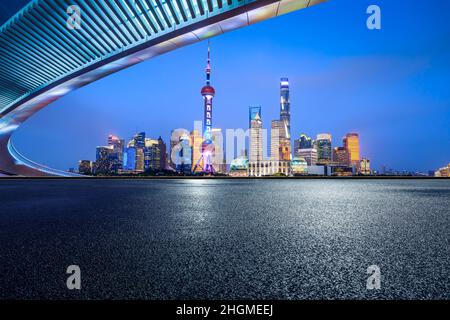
left=201, top=85, right=215, bottom=97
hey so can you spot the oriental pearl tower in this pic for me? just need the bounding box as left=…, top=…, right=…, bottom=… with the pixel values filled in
left=200, top=42, right=215, bottom=173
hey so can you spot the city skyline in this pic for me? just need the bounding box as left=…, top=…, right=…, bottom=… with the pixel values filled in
left=77, top=72, right=372, bottom=177
left=10, top=0, right=450, bottom=173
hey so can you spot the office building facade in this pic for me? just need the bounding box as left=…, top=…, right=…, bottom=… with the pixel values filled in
left=298, top=148, right=318, bottom=166
left=343, top=133, right=360, bottom=167
left=316, top=133, right=332, bottom=164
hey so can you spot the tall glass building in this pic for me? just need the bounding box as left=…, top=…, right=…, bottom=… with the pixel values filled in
left=280, top=78, right=291, bottom=140
left=95, top=146, right=113, bottom=175
left=108, top=135, right=124, bottom=172
left=316, top=133, right=332, bottom=164
left=134, top=132, right=146, bottom=149
left=343, top=133, right=360, bottom=167
left=270, top=120, right=283, bottom=161
left=144, top=138, right=166, bottom=172
left=279, top=78, right=291, bottom=160
left=123, top=147, right=136, bottom=171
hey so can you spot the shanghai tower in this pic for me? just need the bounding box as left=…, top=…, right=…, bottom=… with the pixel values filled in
left=279, top=78, right=291, bottom=160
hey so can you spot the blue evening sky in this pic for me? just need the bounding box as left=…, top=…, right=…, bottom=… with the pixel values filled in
left=12, top=0, right=450, bottom=172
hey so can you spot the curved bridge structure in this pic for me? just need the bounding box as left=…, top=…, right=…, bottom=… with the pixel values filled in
left=0, top=0, right=325, bottom=176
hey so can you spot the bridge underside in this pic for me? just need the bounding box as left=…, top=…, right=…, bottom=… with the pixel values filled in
left=0, top=0, right=325, bottom=176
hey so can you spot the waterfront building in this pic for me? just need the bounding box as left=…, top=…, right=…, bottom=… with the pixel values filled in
left=434, top=163, right=450, bottom=177
left=248, top=160, right=290, bottom=177
left=343, top=133, right=360, bottom=167
left=359, top=158, right=371, bottom=175
left=125, top=132, right=146, bottom=173
left=308, top=165, right=332, bottom=176
left=249, top=106, right=263, bottom=162
left=135, top=147, right=145, bottom=172
left=123, top=147, right=136, bottom=171
left=107, top=135, right=124, bottom=173
left=144, top=137, right=166, bottom=172
left=95, top=145, right=113, bottom=175
left=333, top=147, right=351, bottom=167
left=229, top=156, right=249, bottom=177
left=316, top=133, right=332, bottom=164
left=78, top=160, right=93, bottom=175
left=133, top=132, right=146, bottom=149
left=298, top=148, right=318, bottom=166
left=158, top=136, right=167, bottom=170
left=331, top=165, right=354, bottom=176
left=291, top=157, right=308, bottom=175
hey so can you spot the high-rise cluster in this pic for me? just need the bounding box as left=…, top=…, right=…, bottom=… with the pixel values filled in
left=248, top=79, right=293, bottom=177
left=79, top=133, right=167, bottom=176
left=293, top=131, right=370, bottom=176
left=78, top=45, right=371, bottom=177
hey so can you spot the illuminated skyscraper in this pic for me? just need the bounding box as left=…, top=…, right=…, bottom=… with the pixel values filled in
left=128, top=131, right=146, bottom=172
left=133, top=132, right=146, bottom=149
left=279, top=78, right=291, bottom=160
left=316, top=133, right=332, bottom=164
left=200, top=42, right=215, bottom=173
left=343, top=133, right=360, bottom=167
left=108, top=135, right=124, bottom=150
left=108, top=134, right=124, bottom=172
left=144, top=137, right=166, bottom=172
left=249, top=106, right=263, bottom=162
left=95, top=145, right=113, bottom=175
left=123, top=147, right=136, bottom=171
left=135, top=148, right=145, bottom=172
left=280, top=78, right=291, bottom=140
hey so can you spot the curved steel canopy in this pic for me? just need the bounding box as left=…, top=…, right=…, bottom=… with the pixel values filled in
left=0, top=0, right=325, bottom=176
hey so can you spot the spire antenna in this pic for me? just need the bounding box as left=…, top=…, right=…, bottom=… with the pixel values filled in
left=206, top=40, right=211, bottom=85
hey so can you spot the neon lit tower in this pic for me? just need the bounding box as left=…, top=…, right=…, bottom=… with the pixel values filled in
left=200, top=42, right=216, bottom=173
